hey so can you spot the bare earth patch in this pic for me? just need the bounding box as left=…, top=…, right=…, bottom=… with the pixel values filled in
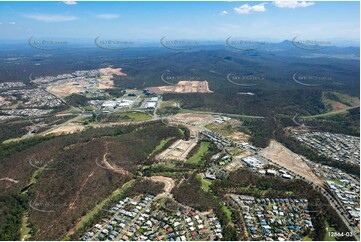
left=148, top=80, right=213, bottom=94
left=99, top=67, right=127, bottom=76
left=46, top=67, right=127, bottom=97
left=331, top=101, right=348, bottom=111
left=226, top=131, right=250, bottom=142
left=150, top=176, right=175, bottom=196
left=97, top=75, right=114, bottom=89
left=225, top=160, right=244, bottom=172
left=261, top=140, right=324, bottom=187
left=166, top=113, right=214, bottom=136
left=168, top=113, right=214, bottom=126
left=43, top=124, right=85, bottom=136
left=157, top=139, right=198, bottom=161
left=46, top=82, right=86, bottom=98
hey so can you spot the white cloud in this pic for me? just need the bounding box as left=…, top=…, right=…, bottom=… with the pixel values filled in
left=273, top=1, right=314, bottom=9
left=8, top=21, right=16, bottom=25
left=25, top=14, right=78, bottom=22
left=234, top=3, right=266, bottom=14
left=220, top=10, right=229, bottom=16
left=96, top=14, right=120, bottom=20
left=63, top=1, right=77, bottom=5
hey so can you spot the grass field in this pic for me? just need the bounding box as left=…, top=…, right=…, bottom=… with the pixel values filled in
left=186, top=141, right=210, bottom=165
left=303, top=236, right=312, bottom=241
left=151, top=162, right=177, bottom=170
left=20, top=213, right=31, bottom=241
left=196, top=174, right=212, bottom=192
left=159, top=100, right=178, bottom=109
left=221, top=204, right=233, bottom=221
left=109, top=112, right=152, bottom=122
left=324, top=178, right=344, bottom=186
left=237, top=187, right=274, bottom=196
left=149, top=138, right=172, bottom=157
left=324, top=221, right=337, bottom=241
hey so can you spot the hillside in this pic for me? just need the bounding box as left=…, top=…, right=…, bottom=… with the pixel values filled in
left=0, top=122, right=185, bottom=240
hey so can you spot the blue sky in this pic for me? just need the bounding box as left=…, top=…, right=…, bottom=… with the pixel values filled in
left=0, top=1, right=359, bottom=43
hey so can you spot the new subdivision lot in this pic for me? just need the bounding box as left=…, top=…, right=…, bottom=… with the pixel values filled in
left=157, top=139, right=198, bottom=162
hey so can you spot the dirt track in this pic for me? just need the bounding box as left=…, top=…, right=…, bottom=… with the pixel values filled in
left=98, top=141, right=132, bottom=177
left=150, top=176, right=175, bottom=197
left=261, top=140, right=324, bottom=187
left=0, top=177, right=19, bottom=183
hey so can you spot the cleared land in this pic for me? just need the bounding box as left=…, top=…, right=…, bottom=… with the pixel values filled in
left=148, top=80, right=213, bottom=94
left=206, top=119, right=249, bottom=142
left=261, top=140, right=324, bottom=187
left=47, top=67, right=127, bottom=97
left=42, top=123, right=85, bottom=136
left=96, top=112, right=152, bottom=123
left=99, top=67, right=127, bottom=76
left=166, top=112, right=214, bottom=136
left=168, top=113, right=214, bottom=126
left=157, top=139, right=198, bottom=161
left=46, top=81, right=87, bottom=98
left=149, top=176, right=175, bottom=196
left=97, top=75, right=114, bottom=89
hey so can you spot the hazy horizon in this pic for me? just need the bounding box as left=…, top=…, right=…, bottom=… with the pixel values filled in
left=0, top=1, right=359, bottom=43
